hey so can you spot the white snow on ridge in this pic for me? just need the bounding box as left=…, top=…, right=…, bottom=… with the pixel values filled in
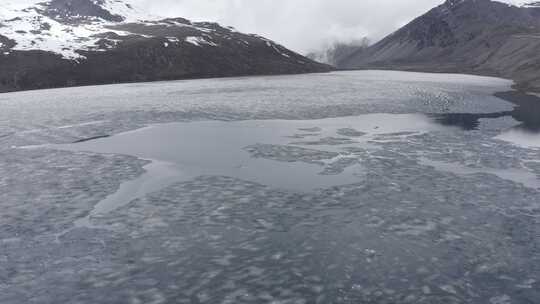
left=185, top=36, right=218, bottom=47
left=100, top=0, right=159, bottom=22
left=1, top=11, right=129, bottom=59
left=0, top=0, right=161, bottom=59
left=0, top=0, right=40, bottom=11
left=522, top=1, right=540, bottom=7
left=0, top=0, right=293, bottom=61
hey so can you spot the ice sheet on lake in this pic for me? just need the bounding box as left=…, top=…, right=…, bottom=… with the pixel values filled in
left=2, top=71, right=540, bottom=304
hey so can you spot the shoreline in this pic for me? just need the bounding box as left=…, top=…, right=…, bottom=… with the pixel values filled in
left=336, top=67, right=540, bottom=94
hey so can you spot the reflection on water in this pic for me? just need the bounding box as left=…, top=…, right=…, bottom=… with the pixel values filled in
left=431, top=91, right=540, bottom=147
left=432, top=91, right=540, bottom=132
left=431, top=111, right=511, bottom=130
left=496, top=91, right=540, bottom=132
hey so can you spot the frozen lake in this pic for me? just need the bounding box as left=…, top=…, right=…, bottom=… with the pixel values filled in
left=1, top=71, right=540, bottom=303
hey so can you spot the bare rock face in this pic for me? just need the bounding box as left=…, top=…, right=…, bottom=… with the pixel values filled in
left=338, top=0, right=540, bottom=92
left=42, top=0, right=125, bottom=23
left=0, top=0, right=331, bottom=93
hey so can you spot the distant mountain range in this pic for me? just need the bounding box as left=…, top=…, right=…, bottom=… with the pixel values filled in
left=337, top=0, right=540, bottom=92
left=0, top=0, right=330, bottom=93
left=2, top=0, right=539, bottom=94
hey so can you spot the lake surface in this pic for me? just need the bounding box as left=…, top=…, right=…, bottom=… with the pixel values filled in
left=1, top=71, right=540, bottom=304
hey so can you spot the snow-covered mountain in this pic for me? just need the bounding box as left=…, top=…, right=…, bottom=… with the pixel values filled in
left=0, top=0, right=330, bottom=92
left=337, top=0, right=540, bottom=91
left=0, top=0, right=152, bottom=59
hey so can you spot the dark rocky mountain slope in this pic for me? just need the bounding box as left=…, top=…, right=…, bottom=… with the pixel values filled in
left=0, top=0, right=330, bottom=93
left=338, top=0, right=540, bottom=92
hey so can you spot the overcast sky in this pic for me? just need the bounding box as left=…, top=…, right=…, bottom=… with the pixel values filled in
left=140, top=0, right=524, bottom=54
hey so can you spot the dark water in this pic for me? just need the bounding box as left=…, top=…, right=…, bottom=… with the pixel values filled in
left=432, top=91, right=540, bottom=132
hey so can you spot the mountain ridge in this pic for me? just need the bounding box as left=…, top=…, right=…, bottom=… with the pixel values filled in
left=337, top=0, right=540, bottom=92
left=0, top=0, right=330, bottom=93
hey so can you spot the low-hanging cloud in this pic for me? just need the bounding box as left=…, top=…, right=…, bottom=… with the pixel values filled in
left=137, top=0, right=525, bottom=54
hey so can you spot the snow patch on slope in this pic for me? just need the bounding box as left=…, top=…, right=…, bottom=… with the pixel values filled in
left=99, top=0, right=157, bottom=22
left=0, top=0, right=156, bottom=59
left=1, top=13, right=130, bottom=59
left=0, top=0, right=299, bottom=62
left=522, top=1, right=540, bottom=7
left=185, top=36, right=218, bottom=47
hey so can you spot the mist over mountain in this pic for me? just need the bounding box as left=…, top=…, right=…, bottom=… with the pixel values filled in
left=135, top=0, right=526, bottom=54
left=0, top=0, right=329, bottom=93
left=307, top=38, right=370, bottom=66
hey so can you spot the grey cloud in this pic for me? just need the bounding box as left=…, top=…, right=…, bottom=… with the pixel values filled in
left=136, top=0, right=525, bottom=53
